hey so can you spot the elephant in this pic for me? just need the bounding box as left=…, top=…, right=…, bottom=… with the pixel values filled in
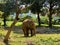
left=22, top=19, right=36, bottom=37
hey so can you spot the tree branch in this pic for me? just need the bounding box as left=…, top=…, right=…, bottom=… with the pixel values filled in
left=4, top=0, right=36, bottom=42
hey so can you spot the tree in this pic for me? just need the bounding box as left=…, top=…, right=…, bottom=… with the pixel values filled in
left=0, top=0, right=17, bottom=27
left=4, top=0, right=35, bottom=43
left=30, top=0, right=45, bottom=26
left=48, top=0, right=60, bottom=28
left=43, top=0, right=60, bottom=28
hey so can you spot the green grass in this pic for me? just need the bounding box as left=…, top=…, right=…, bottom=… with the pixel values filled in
left=1, top=21, right=60, bottom=27
left=1, top=21, right=22, bottom=27
left=6, top=21, right=22, bottom=27
left=0, top=29, right=60, bottom=45
left=53, top=25, right=60, bottom=27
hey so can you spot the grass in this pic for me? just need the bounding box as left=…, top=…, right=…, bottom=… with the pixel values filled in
left=1, top=21, right=60, bottom=27
left=0, top=29, right=60, bottom=45
left=53, top=25, right=60, bottom=27
left=1, top=21, right=22, bottom=27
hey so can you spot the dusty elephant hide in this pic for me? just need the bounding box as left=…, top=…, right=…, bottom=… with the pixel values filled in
left=22, top=19, right=36, bottom=37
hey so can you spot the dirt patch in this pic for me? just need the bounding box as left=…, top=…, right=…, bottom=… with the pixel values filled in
left=3, top=26, right=60, bottom=34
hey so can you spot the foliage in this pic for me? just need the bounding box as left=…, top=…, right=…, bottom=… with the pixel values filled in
left=19, top=15, right=32, bottom=22
left=21, top=0, right=35, bottom=4
left=30, top=0, right=45, bottom=14
left=43, top=0, right=60, bottom=27
left=29, top=0, right=46, bottom=26
left=40, top=16, right=48, bottom=24
left=0, top=0, right=19, bottom=26
left=0, top=11, right=4, bottom=17
left=0, top=0, right=21, bottom=19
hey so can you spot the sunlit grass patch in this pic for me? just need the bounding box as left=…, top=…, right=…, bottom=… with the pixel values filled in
left=5, top=21, right=22, bottom=27
left=1, top=21, right=60, bottom=28
left=53, top=25, right=60, bottom=27
left=0, top=29, right=60, bottom=45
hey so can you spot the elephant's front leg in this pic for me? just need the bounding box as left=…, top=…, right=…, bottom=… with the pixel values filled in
left=26, top=29, right=29, bottom=37
left=23, top=29, right=29, bottom=37
left=22, top=28, right=26, bottom=37
left=31, top=29, right=36, bottom=36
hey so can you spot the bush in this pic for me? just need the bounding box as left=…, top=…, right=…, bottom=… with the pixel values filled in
left=52, top=17, right=60, bottom=24
left=19, top=15, right=32, bottom=22
left=40, top=16, right=48, bottom=24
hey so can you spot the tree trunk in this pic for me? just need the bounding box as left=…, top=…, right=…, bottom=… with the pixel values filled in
left=49, top=1, right=52, bottom=28
left=49, top=13, right=52, bottom=28
left=4, top=10, right=20, bottom=42
left=4, top=0, right=19, bottom=42
left=37, top=12, right=41, bottom=26
left=3, top=17, right=6, bottom=27
left=4, top=0, right=35, bottom=42
left=4, top=19, right=18, bottom=42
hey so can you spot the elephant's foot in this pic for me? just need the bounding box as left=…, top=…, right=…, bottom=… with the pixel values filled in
left=24, top=34, right=29, bottom=37
left=31, top=33, right=36, bottom=37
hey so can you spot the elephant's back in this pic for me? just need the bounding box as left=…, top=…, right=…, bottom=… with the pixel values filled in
left=22, top=19, right=35, bottom=29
